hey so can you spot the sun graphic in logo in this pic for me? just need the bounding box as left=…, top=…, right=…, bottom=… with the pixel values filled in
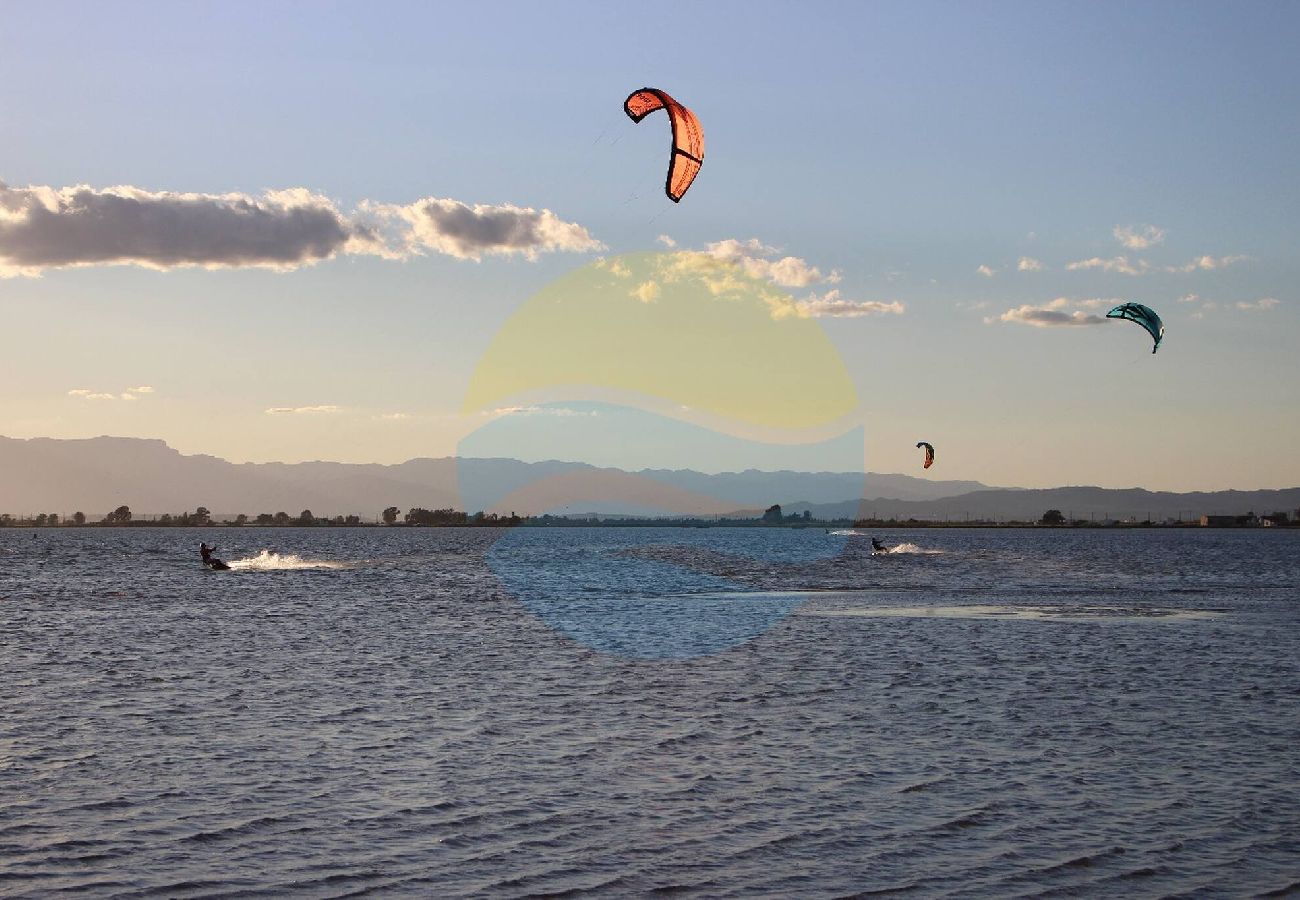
left=457, top=249, right=867, bottom=659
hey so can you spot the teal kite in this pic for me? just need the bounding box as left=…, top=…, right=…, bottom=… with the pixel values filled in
left=1106, top=303, right=1164, bottom=354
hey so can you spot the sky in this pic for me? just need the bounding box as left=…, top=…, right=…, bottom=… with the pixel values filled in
left=1, top=0, right=1297, bottom=491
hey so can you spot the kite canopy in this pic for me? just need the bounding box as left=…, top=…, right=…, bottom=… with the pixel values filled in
left=1106, top=302, right=1164, bottom=354
left=916, top=441, right=935, bottom=470
left=624, top=88, right=704, bottom=202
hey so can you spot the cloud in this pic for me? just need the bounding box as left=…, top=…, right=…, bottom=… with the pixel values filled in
left=988, top=297, right=1107, bottom=327
left=1017, top=257, right=1043, bottom=272
left=264, top=405, right=342, bottom=415
left=656, top=234, right=677, bottom=248
left=781, top=289, right=905, bottom=319
left=594, top=257, right=631, bottom=278
left=370, top=197, right=603, bottom=261
left=487, top=405, right=599, bottom=417
left=631, top=280, right=660, bottom=303
left=0, top=180, right=605, bottom=275
left=1113, top=224, right=1166, bottom=250
left=377, top=412, right=412, bottom=421
left=1236, top=297, right=1280, bottom=311
left=1067, top=251, right=1248, bottom=276
left=1065, top=255, right=1149, bottom=276
left=68, top=385, right=156, bottom=401
left=976, top=264, right=997, bottom=277
left=1164, top=254, right=1249, bottom=273
left=1178, top=293, right=1202, bottom=303
left=703, top=238, right=840, bottom=288
left=0, top=181, right=379, bottom=276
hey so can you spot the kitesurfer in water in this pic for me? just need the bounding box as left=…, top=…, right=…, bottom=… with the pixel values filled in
left=200, top=542, right=228, bottom=569
left=871, top=537, right=888, bottom=553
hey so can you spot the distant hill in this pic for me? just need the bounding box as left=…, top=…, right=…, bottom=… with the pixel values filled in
left=1, top=435, right=1295, bottom=522
left=0, top=435, right=985, bottom=518
left=790, top=486, right=1300, bottom=523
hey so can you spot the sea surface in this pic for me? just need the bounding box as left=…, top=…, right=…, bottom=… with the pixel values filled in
left=1, top=526, right=1298, bottom=897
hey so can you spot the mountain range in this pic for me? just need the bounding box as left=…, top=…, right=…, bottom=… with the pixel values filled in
left=2, top=435, right=1296, bottom=522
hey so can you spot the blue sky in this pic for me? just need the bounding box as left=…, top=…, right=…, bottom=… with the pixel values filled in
left=1, top=1, right=1297, bottom=490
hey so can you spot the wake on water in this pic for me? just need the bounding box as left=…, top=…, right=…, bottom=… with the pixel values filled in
left=884, top=542, right=944, bottom=555
left=225, top=550, right=351, bottom=571
left=829, top=531, right=945, bottom=555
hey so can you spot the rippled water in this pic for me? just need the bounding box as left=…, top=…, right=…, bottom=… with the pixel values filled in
left=2, top=526, right=1298, bottom=897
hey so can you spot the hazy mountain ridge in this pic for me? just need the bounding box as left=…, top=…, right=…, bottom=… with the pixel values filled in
left=1, top=436, right=1294, bottom=521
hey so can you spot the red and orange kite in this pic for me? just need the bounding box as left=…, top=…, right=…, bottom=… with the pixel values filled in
left=624, top=88, right=704, bottom=202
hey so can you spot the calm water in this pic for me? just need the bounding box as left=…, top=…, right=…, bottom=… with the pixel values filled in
left=2, top=527, right=1298, bottom=897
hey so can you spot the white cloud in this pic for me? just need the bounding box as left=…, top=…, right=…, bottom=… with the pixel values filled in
left=377, top=412, right=412, bottom=421
left=1164, top=254, right=1249, bottom=273
left=0, top=181, right=379, bottom=276
left=1017, top=257, right=1043, bottom=272
left=1065, top=255, right=1149, bottom=276
left=988, top=298, right=1108, bottom=327
left=631, top=280, right=660, bottom=303
left=1178, top=294, right=1202, bottom=303
left=68, top=385, right=155, bottom=401
left=1067, top=252, right=1248, bottom=276
left=976, top=264, right=997, bottom=277
left=486, top=406, right=599, bottom=417
left=370, top=197, right=603, bottom=261
left=1236, top=297, right=1280, bottom=311
left=703, top=238, right=840, bottom=288
left=1113, top=224, right=1166, bottom=250
left=783, top=289, right=905, bottom=319
left=265, top=405, right=342, bottom=415
left=656, top=234, right=677, bottom=248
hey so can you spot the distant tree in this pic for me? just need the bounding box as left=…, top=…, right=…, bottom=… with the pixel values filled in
left=405, top=507, right=469, bottom=526
left=256, top=513, right=275, bottom=525
left=802, top=510, right=811, bottom=521
left=159, top=513, right=174, bottom=525
left=382, top=506, right=401, bottom=525
left=73, top=511, right=86, bottom=526
left=35, top=513, right=47, bottom=527
left=345, top=515, right=361, bottom=525
left=273, top=511, right=291, bottom=525
left=47, top=513, right=58, bottom=526
left=1040, top=509, right=1066, bottom=526
left=0, top=514, right=12, bottom=526
left=192, top=507, right=212, bottom=526
left=234, top=513, right=248, bottom=526
left=104, top=505, right=132, bottom=525
left=762, top=504, right=783, bottom=524
left=297, top=509, right=315, bottom=526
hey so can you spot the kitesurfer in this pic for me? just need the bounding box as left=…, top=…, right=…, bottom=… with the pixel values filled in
left=871, top=537, right=888, bottom=553
left=200, top=542, right=229, bottom=569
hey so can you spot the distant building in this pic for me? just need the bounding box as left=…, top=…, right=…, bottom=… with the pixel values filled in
left=1200, top=515, right=1236, bottom=527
